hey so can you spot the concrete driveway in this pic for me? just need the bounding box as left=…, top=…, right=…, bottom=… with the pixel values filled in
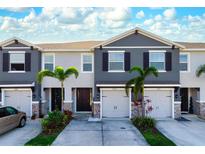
left=52, top=120, right=148, bottom=146
left=156, top=115, right=205, bottom=146
left=0, top=119, right=41, bottom=146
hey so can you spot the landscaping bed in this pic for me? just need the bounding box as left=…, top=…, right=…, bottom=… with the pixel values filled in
left=25, top=110, right=72, bottom=146
left=132, top=117, right=176, bottom=146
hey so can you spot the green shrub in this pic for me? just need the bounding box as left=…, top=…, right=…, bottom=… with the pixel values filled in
left=132, top=116, right=156, bottom=131
left=41, top=110, right=71, bottom=134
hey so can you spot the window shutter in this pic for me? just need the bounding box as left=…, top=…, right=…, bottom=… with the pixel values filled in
left=124, top=52, right=130, bottom=71
left=25, top=53, right=31, bottom=71
left=3, top=53, right=9, bottom=72
left=143, top=52, right=149, bottom=69
left=166, top=52, right=172, bottom=71
left=102, top=52, right=108, bottom=71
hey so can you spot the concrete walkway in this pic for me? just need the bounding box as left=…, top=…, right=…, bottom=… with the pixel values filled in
left=52, top=119, right=148, bottom=146
left=0, top=119, right=41, bottom=146
left=156, top=115, right=205, bottom=146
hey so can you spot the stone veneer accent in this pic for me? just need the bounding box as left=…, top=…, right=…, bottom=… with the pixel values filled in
left=196, top=102, right=205, bottom=118
left=174, top=103, right=181, bottom=118
left=92, top=103, right=100, bottom=118
left=131, top=103, right=142, bottom=118
left=32, top=103, right=39, bottom=117
left=63, top=103, right=73, bottom=111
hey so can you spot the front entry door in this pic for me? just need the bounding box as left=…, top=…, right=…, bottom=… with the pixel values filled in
left=180, top=88, right=188, bottom=112
left=76, top=88, right=91, bottom=112
left=51, top=88, right=62, bottom=111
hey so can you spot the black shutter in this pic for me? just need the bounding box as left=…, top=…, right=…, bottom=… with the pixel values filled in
left=166, top=52, right=172, bottom=71
left=124, top=52, right=130, bottom=71
left=3, top=53, right=9, bottom=72
left=102, top=52, right=108, bottom=71
left=25, top=53, right=31, bottom=71
left=143, top=52, right=149, bottom=69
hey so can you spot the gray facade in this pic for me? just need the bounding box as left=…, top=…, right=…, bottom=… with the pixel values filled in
left=94, top=33, right=180, bottom=99
left=0, top=42, right=41, bottom=102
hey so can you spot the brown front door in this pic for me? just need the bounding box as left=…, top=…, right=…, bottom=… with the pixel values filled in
left=76, top=88, right=91, bottom=112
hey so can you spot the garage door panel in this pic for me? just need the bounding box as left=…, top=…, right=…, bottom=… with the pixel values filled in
left=145, top=90, right=172, bottom=118
left=4, top=90, right=31, bottom=117
left=102, top=90, right=129, bottom=118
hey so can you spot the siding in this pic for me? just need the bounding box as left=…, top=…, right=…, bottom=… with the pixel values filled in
left=0, top=42, right=41, bottom=101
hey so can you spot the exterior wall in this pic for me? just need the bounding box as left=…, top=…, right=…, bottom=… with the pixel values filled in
left=106, top=33, right=169, bottom=46
left=94, top=47, right=180, bottom=98
left=180, top=51, right=205, bottom=117
left=41, top=51, right=94, bottom=112
left=0, top=43, right=41, bottom=102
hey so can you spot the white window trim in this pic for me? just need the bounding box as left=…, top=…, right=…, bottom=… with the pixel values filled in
left=149, top=50, right=166, bottom=72
left=42, top=53, right=55, bottom=71
left=81, top=53, right=93, bottom=73
left=180, top=53, right=190, bottom=73
left=9, top=51, right=25, bottom=73
left=108, top=51, right=125, bottom=72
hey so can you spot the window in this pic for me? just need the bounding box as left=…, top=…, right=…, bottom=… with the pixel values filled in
left=10, top=53, right=25, bottom=71
left=180, top=54, right=189, bottom=71
left=149, top=52, right=165, bottom=71
left=82, top=54, right=93, bottom=72
left=109, top=52, right=124, bottom=71
left=5, top=107, right=18, bottom=116
left=44, top=54, right=54, bottom=71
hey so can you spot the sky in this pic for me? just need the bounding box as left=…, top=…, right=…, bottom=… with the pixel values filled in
left=0, top=7, right=205, bottom=43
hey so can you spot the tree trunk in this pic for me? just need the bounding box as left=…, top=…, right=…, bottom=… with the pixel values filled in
left=141, top=85, right=145, bottom=117
left=61, top=81, right=64, bottom=112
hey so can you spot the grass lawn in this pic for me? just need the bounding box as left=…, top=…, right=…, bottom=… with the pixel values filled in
left=25, top=132, right=59, bottom=146
left=25, top=123, right=70, bottom=146
left=141, top=128, right=176, bottom=146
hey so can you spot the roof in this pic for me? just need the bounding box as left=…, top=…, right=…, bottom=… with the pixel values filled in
left=36, top=41, right=103, bottom=51
left=92, top=27, right=185, bottom=49
left=0, top=37, right=41, bottom=50
left=176, top=42, right=205, bottom=49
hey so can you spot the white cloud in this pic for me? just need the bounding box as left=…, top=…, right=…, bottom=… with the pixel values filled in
left=163, top=8, right=176, bottom=20
left=136, top=10, right=145, bottom=19
left=154, top=14, right=162, bottom=21
left=143, top=19, right=153, bottom=26
left=0, top=7, right=29, bottom=12
left=0, top=7, right=205, bottom=43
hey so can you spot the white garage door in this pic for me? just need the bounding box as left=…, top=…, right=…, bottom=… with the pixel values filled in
left=102, top=90, right=129, bottom=118
left=144, top=90, right=172, bottom=118
left=4, top=90, right=31, bottom=116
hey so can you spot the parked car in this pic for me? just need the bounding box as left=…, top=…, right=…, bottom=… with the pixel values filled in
left=0, top=106, right=26, bottom=135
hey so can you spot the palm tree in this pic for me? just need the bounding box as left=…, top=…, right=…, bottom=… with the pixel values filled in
left=196, top=64, right=205, bottom=77
left=37, top=66, right=79, bottom=112
left=125, top=66, right=158, bottom=117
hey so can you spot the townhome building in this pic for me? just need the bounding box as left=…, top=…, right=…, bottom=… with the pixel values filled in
left=0, top=27, right=205, bottom=120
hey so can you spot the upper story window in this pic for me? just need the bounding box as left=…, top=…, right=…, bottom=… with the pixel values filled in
left=149, top=51, right=165, bottom=71
left=10, top=53, right=25, bottom=71
left=82, top=54, right=93, bottom=72
left=180, top=53, right=189, bottom=72
left=108, top=51, right=124, bottom=72
left=44, top=54, right=54, bottom=71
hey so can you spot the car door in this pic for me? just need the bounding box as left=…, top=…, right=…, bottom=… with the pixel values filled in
left=5, top=107, right=19, bottom=129
left=0, top=108, right=11, bottom=135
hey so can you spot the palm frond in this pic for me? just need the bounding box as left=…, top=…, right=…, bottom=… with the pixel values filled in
left=129, top=66, right=144, bottom=76
left=125, top=78, right=135, bottom=96
left=54, top=66, right=66, bottom=81
left=64, top=66, right=79, bottom=78
left=144, top=66, right=158, bottom=77
left=196, top=64, right=205, bottom=77
left=37, top=70, right=56, bottom=83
